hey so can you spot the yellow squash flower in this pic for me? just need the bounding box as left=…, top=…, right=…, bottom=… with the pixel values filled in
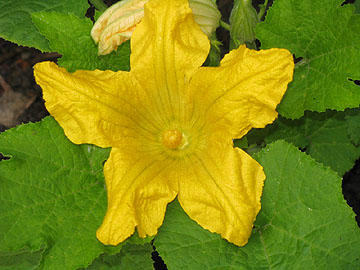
left=91, top=0, right=221, bottom=55
left=34, top=0, right=294, bottom=246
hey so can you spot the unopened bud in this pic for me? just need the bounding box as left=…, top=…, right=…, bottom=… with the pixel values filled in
left=188, top=0, right=221, bottom=37
left=91, top=0, right=221, bottom=55
left=230, top=0, right=259, bottom=48
left=91, top=0, right=147, bottom=55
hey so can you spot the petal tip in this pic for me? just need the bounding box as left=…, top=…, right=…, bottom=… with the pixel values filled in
left=96, top=224, right=136, bottom=246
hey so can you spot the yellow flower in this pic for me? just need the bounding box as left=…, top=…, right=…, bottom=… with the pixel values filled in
left=91, top=0, right=221, bottom=55
left=34, top=0, right=294, bottom=246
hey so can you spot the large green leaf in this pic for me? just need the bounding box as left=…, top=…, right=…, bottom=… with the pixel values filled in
left=82, top=243, right=154, bottom=270
left=154, top=141, right=360, bottom=269
left=0, top=117, right=151, bottom=270
left=247, top=109, right=360, bottom=176
left=256, top=0, right=360, bottom=119
left=355, top=0, right=360, bottom=14
left=0, top=248, right=43, bottom=270
left=346, top=110, right=360, bottom=145
left=0, top=0, right=88, bottom=51
left=31, top=12, right=130, bottom=72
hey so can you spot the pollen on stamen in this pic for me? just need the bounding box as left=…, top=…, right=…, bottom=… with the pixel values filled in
left=162, top=129, right=183, bottom=149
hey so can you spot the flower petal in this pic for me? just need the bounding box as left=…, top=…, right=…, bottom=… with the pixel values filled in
left=178, top=140, right=265, bottom=246
left=129, top=0, right=210, bottom=123
left=190, top=45, right=294, bottom=138
left=97, top=147, right=178, bottom=245
left=34, top=61, right=160, bottom=147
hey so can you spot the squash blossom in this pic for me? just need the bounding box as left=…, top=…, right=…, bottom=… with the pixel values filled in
left=34, top=0, right=294, bottom=246
left=91, top=0, right=221, bottom=55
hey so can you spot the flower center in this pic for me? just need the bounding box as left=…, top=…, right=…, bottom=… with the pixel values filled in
left=162, top=129, right=183, bottom=149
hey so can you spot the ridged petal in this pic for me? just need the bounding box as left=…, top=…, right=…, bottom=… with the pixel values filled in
left=189, top=45, right=294, bottom=138
left=97, top=147, right=178, bottom=245
left=129, top=0, right=210, bottom=126
left=34, top=62, right=160, bottom=147
left=178, top=139, right=265, bottom=246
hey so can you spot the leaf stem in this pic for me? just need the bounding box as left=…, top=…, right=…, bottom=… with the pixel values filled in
left=220, top=20, right=231, bottom=31
left=89, top=0, right=108, bottom=11
left=258, top=0, right=269, bottom=20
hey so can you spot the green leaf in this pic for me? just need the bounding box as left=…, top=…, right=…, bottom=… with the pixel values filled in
left=248, top=109, right=360, bottom=176
left=0, top=247, right=44, bottom=270
left=31, top=12, right=130, bottom=72
left=346, top=110, right=360, bottom=145
left=154, top=141, right=360, bottom=269
left=83, top=243, right=153, bottom=270
left=256, top=0, right=360, bottom=119
left=0, top=0, right=88, bottom=51
left=354, top=0, right=360, bottom=14
left=0, top=117, right=151, bottom=270
left=204, top=42, right=221, bottom=67
left=233, top=136, right=248, bottom=149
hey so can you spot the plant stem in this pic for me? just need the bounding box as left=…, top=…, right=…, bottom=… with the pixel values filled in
left=89, top=0, right=108, bottom=11
left=258, top=0, right=269, bottom=20
left=220, top=20, right=231, bottom=31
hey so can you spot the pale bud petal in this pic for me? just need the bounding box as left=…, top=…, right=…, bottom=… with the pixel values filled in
left=91, top=0, right=148, bottom=55
left=189, top=0, right=221, bottom=37
left=91, top=0, right=221, bottom=55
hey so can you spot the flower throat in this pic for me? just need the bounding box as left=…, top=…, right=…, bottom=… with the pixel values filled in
left=162, top=129, right=183, bottom=149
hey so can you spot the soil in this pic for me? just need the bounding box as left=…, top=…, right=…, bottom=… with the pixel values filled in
left=0, top=1, right=359, bottom=270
